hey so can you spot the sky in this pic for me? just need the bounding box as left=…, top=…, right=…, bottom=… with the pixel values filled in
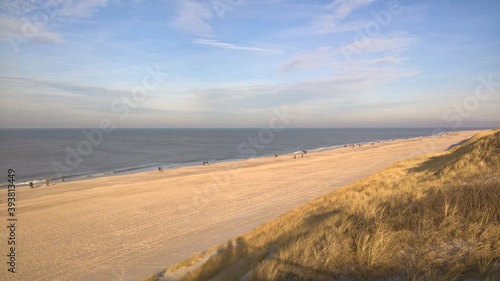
left=0, top=0, right=499, bottom=128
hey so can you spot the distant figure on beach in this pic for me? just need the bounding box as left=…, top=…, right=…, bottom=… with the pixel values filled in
left=294, top=155, right=296, bottom=159
left=29, top=181, right=33, bottom=189
left=301, top=154, right=304, bottom=158
left=45, top=178, right=49, bottom=186
left=61, top=176, right=65, bottom=182
left=158, top=167, right=163, bottom=172
left=275, top=153, right=278, bottom=157
left=203, top=161, right=209, bottom=166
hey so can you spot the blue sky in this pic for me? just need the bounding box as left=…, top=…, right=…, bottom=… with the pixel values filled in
left=0, top=0, right=499, bottom=128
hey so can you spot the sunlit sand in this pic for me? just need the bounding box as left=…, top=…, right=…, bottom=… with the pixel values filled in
left=0, top=130, right=477, bottom=281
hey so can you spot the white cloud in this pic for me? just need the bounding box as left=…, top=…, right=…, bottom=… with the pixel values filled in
left=181, top=66, right=419, bottom=113
left=279, top=34, right=418, bottom=73
left=0, top=0, right=110, bottom=18
left=314, top=0, right=375, bottom=33
left=193, top=39, right=273, bottom=52
left=171, top=0, right=214, bottom=37
left=338, top=35, right=419, bottom=56
left=279, top=46, right=332, bottom=73
left=0, top=0, right=113, bottom=47
left=56, top=0, right=109, bottom=18
left=0, top=16, right=64, bottom=44
left=0, top=0, right=39, bottom=15
left=0, top=76, right=124, bottom=99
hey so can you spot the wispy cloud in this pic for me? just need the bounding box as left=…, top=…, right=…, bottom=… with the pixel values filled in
left=279, top=34, right=418, bottom=73
left=0, top=16, right=64, bottom=44
left=354, top=55, right=404, bottom=65
left=279, top=46, right=332, bottom=73
left=193, top=39, right=273, bottom=52
left=56, top=0, right=109, bottom=18
left=0, top=0, right=113, bottom=46
left=0, top=76, right=166, bottom=116
left=1, top=0, right=498, bottom=128
left=170, top=0, right=214, bottom=37
left=183, top=67, right=419, bottom=112
left=339, top=35, right=419, bottom=56
left=313, top=0, right=375, bottom=33
left=0, top=1, right=39, bottom=15
left=0, top=76, right=124, bottom=100
left=0, top=0, right=111, bottom=18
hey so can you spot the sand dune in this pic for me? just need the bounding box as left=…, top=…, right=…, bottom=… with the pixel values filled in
left=0, top=131, right=477, bottom=281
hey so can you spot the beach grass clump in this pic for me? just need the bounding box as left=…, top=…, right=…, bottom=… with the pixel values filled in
left=162, top=130, right=500, bottom=281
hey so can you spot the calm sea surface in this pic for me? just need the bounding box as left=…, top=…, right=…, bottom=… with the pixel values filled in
left=0, top=128, right=462, bottom=186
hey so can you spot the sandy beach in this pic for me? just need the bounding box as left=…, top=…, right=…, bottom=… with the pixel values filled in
left=0, top=130, right=479, bottom=281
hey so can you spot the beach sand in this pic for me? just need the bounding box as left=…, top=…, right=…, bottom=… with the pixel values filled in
left=0, top=130, right=478, bottom=281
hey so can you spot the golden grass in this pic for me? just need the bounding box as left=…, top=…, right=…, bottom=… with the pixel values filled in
left=142, top=274, right=159, bottom=281
left=162, top=129, right=500, bottom=281
left=166, top=251, right=206, bottom=274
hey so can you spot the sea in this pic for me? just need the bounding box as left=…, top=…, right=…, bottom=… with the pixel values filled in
left=0, top=128, right=473, bottom=187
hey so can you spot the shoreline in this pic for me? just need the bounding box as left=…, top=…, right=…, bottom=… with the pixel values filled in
left=0, top=129, right=483, bottom=281
left=1, top=128, right=480, bottom=189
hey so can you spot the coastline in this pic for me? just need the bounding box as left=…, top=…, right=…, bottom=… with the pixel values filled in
left=1, top=128, right=480, bottom=189
left=0, top=129, right=483, bottom=280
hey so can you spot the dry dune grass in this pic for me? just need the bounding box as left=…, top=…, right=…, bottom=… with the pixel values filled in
left=154, top=130, right=500, bottom=281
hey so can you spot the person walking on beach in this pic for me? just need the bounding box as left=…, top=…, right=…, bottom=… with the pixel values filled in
left=61, top=176, right=65, bottom=182
left=29, top=181, right=33, bottom=189
left=45, top=178, right=49, bottom=186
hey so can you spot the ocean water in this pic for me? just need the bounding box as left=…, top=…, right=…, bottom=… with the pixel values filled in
left=0, top=128, right=453, bottom=186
